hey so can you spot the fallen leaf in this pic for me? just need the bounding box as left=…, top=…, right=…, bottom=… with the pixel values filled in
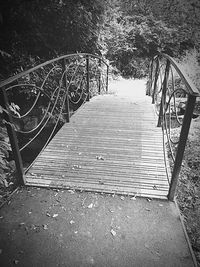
left=88, top=203, right=94, bottom=209
left=70, top=220, right=75, bottom=224
left=52, top=214, right=58, bottom=218
left=74, top=231, right=78, bottom=234
left=53, top=189, right=60, bottom=192
left=72, top=165, right=82, bottom=170
left=68, top=190, right=75, bottom=194
left=3, top=180, right=8, bottom=187
left=82, top=197, right=87, bottom=207
left=43, top=224, right=48, bottom=230
left=96, top=156, right=104, bottom=160
left=30, top=224, right=37, bottom=230
left=110, top=229, right=117, bottom=236
left=130, top=196, right=136, bottom=200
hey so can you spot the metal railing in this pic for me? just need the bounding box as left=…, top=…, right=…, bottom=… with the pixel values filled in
left=0, top=53, right=109, bottom=185
left=147, top=53, right=200, bottom=201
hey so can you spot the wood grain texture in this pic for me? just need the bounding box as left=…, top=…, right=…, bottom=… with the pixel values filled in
left=26, top=94, right=170, bottom=199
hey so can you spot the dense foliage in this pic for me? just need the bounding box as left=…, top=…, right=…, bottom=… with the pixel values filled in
left=1, top=0, right=200, bottom=79
left=99, top=0, right=200, bottom=77
left=0, top=0, right=106, bottom=79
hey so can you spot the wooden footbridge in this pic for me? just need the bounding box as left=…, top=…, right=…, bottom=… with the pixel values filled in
left=0, top=53, right=199, bottom=201
left=26, top=92, right=169, bottom=199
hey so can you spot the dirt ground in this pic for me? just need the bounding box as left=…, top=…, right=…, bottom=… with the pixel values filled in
left=0, top=187, right=196, bottom=267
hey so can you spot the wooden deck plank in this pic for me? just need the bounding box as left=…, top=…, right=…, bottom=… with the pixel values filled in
left=26, top=94, right=170, bottom=199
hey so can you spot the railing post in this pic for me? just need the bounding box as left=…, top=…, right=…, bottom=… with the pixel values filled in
left=146, top=58, right=153, bottom=96
left=86, top=55, right=90, bottom=101
left=152, top=57, right=159, bottom=104
left=106, top=65, right=109, bottom=93
left=98, top=59, right=101, bottom=94
left=0, top=87, right=25, bottom=185
left=62, top=58, right=70, bottom=123
left=157, top=60, right=170, bottom=127
left=168, top=94, right=197, bottom=201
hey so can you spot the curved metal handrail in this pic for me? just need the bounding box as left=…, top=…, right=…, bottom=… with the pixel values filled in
left=147, top=53, right=200, bottom=201
left=160, top=53, right=199, bottom=96
left=0, top=53, right=109, bottom=88
left=0, top=53, right=109, bottom=185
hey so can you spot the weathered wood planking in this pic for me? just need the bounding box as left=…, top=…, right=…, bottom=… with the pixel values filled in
left=25, top=94, right=170, bottom=199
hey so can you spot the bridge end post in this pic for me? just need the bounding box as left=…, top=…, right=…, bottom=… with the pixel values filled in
left=168, top=94, right=197, bottom=201
left=0, top=87, right=25, bottom=185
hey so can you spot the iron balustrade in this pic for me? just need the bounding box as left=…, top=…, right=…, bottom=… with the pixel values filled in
left=147, top=53, right=200, bottom=201
left=0, top=53, right=109, bottom=185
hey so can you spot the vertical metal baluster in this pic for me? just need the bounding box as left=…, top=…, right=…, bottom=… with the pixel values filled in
left=0, top=87, right=25, bottom=185
left=152, top=57, right=159, bottom=104
left=146, top=58, right=153, bottom=96
left=98, top=58, right=101, bottom=94
left=62, top=58, right=70, bottom=122
left=106, top=65, right=109, bottom=93
left=86, top=55, right=90, bottom=101
left=168, top=94, right=197, bottom=201
left=157, top=60, right=170, bottom=127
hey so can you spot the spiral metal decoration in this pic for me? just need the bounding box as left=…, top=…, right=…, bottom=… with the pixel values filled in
left=147, top=53, right=199, bottom=200
left=0, top=53, right=109, bottom=184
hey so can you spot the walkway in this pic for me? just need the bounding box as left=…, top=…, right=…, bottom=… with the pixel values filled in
left=0, top=186, right=196, bottom=267
left=25, top=79, right=169, bottom=199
